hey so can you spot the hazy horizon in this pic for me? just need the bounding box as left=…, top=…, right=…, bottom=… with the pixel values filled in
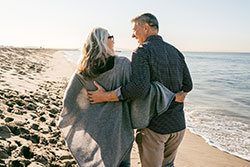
left=2, top=45, right=250, bottom=54
left=1, top=0, right=250, bottom=52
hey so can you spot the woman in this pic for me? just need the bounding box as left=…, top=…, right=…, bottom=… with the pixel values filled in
left=58, top=27, right=178, bottom=167
left=58, top=27, right=134, bottom=167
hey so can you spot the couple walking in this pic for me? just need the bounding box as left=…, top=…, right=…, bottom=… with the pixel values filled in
left=58, top=13, right=193, bottom=167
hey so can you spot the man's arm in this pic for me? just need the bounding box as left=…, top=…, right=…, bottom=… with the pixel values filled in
left=88, top=81, right=187, bottom=104
left=88, top=81, right=119, bottom=104
left=87, top=48, right=189, bottom=104
left=88, top=47, right=151, bottom=103
left=120, top=47, right=151, bottom=100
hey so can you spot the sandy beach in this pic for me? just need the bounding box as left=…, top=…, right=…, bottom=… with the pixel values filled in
left=0, top=47, right=249, bottom=167
left=0, top=47, right=76, bottom=166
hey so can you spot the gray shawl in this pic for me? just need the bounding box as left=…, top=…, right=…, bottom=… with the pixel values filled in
left=58, top=57, right=174, bottom=167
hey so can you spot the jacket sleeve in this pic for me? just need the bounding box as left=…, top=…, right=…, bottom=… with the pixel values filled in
left=120, top=46, right=151, bottom=101
left=181, top=54, right=193, bottom=92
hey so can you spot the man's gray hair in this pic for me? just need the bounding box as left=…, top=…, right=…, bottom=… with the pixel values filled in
left=131, top=13, right=159, bottom=32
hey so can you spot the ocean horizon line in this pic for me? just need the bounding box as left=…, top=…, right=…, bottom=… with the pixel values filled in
left=1, top=45, right=250, bottom=54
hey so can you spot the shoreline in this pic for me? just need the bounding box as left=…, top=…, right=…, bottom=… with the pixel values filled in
left=175, top=130, right=250, bottom=167
left=0, top=47, right=249, bottom=166
left=131, top=129, right=250, bottom=167
left=187, top=127, right=250, bottom=162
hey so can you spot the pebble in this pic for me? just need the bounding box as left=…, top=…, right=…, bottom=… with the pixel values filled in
left=7, top=125, right=20, bottom=136
left=31, top=123, right=39, bottom=130
left=0, top=126, right=11, bottom=139
left=25, top=104, right=36, bottom=110
left=9, top=160, right=24, bottom=167
left=5, top=117, right=14, bottom=123
left=0, top=150, right=9, bottom=159
left=20, top=146, right=34, bottom=159
left=39, top=117, right=46, bottom=122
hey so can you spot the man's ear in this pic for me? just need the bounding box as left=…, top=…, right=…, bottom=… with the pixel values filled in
left=146, top=24, right=152, bottom=33
left=144, top=24, right=148, bottom=30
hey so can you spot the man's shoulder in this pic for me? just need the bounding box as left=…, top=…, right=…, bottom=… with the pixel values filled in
left=141, top=36, right=175, bottom=50
left=141, top=39, right=154, bottom=49
left=143, top=39, right=180, bottom=53
left=163, top=41, right=184, bottom=57
left=134, top=44, right=150, bottom=56
left=163, top=41, right=178, bottom=51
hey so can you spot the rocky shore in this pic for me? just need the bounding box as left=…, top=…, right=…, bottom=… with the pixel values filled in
left=0, top=47, right=78, bottom=167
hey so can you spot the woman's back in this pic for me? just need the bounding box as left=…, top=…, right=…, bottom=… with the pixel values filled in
left=58, top=56, right=134, bottom=167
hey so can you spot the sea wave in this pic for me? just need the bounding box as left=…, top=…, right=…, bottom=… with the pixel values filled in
left=185, top=101, right=250, bottom=161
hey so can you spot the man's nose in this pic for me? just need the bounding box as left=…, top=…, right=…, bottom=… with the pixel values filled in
left=132, top=34, right=136, bottom=38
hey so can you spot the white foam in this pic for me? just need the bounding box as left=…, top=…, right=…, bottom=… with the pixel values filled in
left=185, top=102, right=250, bottom=161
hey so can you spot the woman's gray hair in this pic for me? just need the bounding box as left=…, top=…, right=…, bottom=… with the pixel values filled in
left=131, top=13, right=159, bottom=32
left=78, top=27, right=113, bottom=80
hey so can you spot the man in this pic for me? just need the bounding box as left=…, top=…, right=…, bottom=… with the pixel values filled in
left=88, top=13, right=192, bottom=167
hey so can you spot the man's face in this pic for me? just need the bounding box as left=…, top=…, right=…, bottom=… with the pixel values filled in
left=132, top=22, right=148, bottom=45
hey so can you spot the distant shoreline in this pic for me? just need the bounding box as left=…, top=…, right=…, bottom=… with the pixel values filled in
left=1, top=45, right=250, bottom=54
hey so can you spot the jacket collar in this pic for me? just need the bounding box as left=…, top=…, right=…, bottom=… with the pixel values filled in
left=145, top=35, right=162, bottom=42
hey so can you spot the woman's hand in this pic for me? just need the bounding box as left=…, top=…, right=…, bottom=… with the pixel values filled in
left=175, top=91, right=187, bottom=103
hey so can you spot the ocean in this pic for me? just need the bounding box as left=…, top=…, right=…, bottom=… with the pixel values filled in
left=62, top=50, right=250, bottom=161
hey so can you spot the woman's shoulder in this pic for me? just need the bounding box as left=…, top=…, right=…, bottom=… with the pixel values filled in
left=114, top=56, right=131, bottom=66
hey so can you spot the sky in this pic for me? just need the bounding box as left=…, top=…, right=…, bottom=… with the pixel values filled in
left=0, top=0, right=250, bottom=52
